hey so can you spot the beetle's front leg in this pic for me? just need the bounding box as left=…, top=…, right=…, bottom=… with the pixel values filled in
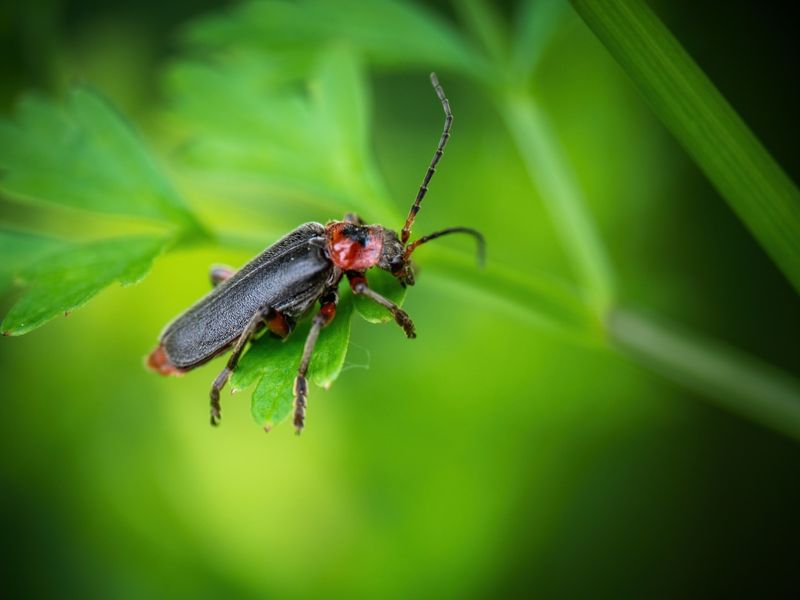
left=209, top=305, right=292, bottom=426
left=293, top=290, right=339, bottom=434
left=209, top=264, right=236, bottom=288
left=346, top=272, right=416, bottom=338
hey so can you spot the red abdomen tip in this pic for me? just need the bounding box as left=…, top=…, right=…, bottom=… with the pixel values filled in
left=146, top=345, right=184, bottom=376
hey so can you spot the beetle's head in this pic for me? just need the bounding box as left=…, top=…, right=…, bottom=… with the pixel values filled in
left=324, top=222, right=416, bottom=285
left=378, top=228, right=416, bottom=286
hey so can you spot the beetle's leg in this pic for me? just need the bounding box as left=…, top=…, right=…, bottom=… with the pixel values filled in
left=293, top=290, right=339, bottom=434
left=209, top=264, right=236, bottom=288
left=347, top=271, right=416, bottom=339
left=209, top=305, right=288, bottom=425
left=343, top=213, right=365, bottom=225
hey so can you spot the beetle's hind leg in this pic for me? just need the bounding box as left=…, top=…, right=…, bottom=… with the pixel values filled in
left=209, top=305, right=293, bottom=426
left=210, top=264, right=236, bottom=287
left=293, top=290, right=339, bottom=434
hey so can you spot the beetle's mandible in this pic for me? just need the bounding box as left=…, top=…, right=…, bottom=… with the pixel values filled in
left=147, top=73, right=484, bottom=433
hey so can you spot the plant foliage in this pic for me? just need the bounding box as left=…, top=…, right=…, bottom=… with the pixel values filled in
left=1, top=0, right=798, bottom=434
left=0, top=88, right=203, bottom=338
left=0, top=89, right=199, bottom=228
left=2, top=236, right=167, bottom=335
left=570, top=0, right=800, bottom=294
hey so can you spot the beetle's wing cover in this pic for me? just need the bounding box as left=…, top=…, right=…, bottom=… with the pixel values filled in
left=160, top=222, right=332, bottom=368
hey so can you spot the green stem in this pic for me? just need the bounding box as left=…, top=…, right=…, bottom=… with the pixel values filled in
left=500, top=92, right=616, bottom=315
left=609, top=307, right=800, bottom=440
left=510, top=0, right=571, bottom=85
left=453, top=0, right=614, bottom=312
left=452, top=0, right=509, bottom=66
left=423, top=246, right=602, bottom=342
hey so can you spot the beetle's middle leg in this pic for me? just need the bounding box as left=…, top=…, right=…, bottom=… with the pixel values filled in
left=209, top=305, right=292, bottom=426
left=293, top=290, right=339, bottom=434
left=346, top=271, right=416, bottom=339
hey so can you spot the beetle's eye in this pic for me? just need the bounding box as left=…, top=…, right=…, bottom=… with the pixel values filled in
left=390, top=257, right=404, bottom=273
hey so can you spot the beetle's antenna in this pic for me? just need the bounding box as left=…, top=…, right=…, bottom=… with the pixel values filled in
left=400, top=72, right=453, bottom=246
left=404, top=227, right=485, bottom=267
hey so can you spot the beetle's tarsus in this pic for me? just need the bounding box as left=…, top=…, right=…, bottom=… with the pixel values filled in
left=210, top=398, right=221, bottom=426
left=293, top=375, right=308, bottom=434
left=395, top=310, right=417, bottom=338
left=209, top=366, right=230, bottom=427
left=210, top=399, right=222, bottom=426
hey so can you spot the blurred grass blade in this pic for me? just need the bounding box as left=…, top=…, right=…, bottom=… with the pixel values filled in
left=454, top=0, right=509, bottom=65
left=510, top=0, right=570, bottom=83
left=571, top=0, right=800, bottom=293
left=501, top=93, right=615, bottom=314
left=609, top=308, right=800, bottom=441
left=0, top=89, right=203, bottom=233
left=2, top=235, right=169, bottom=336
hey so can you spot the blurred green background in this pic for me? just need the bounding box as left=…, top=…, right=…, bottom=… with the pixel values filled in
left=1, top=1, right=799, bottom=598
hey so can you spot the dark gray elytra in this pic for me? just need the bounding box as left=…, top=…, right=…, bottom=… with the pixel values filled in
left=160, top=223, right=333, bottom=369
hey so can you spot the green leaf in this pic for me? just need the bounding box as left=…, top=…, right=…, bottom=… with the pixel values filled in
left=166, top=49, right=396, bottom=221
left=311, top=46, right=373, bottom=197
left=308, top=292, right=354, bottom=388
left=353, top=268, right=407, bottom=324
left=0, top=229, right=64, bottom=295
left=0, top=88, right=200, bottom=230
left=570, top=0, right=800, bottom=293
left=231, top=293, right=355, bottom=428
left=1, top=235, right=168, bottom=336
left=250, top=360, right=296, bottom=429
left=182, top=0, right=486, bottom=79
